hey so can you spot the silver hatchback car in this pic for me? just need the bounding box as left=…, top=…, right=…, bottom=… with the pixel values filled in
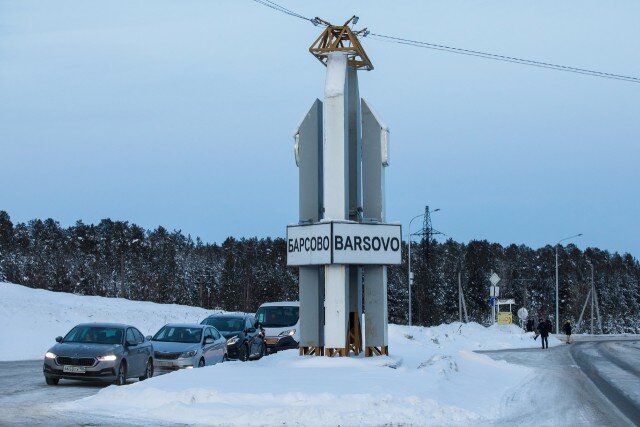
left=151, top=323, right=227, bottom=371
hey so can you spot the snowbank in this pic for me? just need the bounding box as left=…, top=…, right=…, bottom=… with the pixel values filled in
left=62, top=323, right=557, bottom=426
left=0, top=282, right=213, bottom=361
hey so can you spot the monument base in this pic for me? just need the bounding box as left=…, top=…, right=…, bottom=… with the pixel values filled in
left=364, top=346, right=389, bottom=357
left=324, top=347, right=348, bottom=357
left=347, top=312, right=362, bottom=356
left=299, top=346, right=324, bottom=356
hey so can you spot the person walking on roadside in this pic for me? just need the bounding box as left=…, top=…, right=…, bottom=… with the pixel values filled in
left=526, top=318, right=534, bottom=333
left=563, top=320, right=572, bottom=344
left=538, top=318, right=551, bottom=349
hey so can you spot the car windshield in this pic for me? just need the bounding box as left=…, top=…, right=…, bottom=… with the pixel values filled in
left=256, top=306, right=299, bottom=328
left=152, top=326, right=202, bottom=344
left=201, top=317, right=244, bottom=332
left=63, top=326, right=124, bottom=344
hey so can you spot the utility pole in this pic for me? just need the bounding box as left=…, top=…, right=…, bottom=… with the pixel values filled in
left=458, top=270, right=462, bottom=323
left=418, top=206, right=441, bottom=325
left=590, top=272, right=594, bottom=334
left=589, top=261, right=603, bottom=334
left=458, top=270, right=468, bottom=323
left=579, top=260, right=602, bottom=334
left=407, top=206, right=441, bottom=326
left=554, top=233, right=583, bottom=334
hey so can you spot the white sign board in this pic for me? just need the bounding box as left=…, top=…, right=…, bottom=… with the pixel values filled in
left=490, top=272, right=501, bottom=286
left=332, top=222, right=401, bottom=264
left=286, top=222, right=402, bottom=266
left=490, top=286, right=500, bottom=297
left=498, top=298, right=515, bottom=305
left=517, top=307, right=528, bottom=319
left=286, top=223, right=331, bottom=266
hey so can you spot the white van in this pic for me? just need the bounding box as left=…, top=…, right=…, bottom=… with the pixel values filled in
left=255, top=301, right=299, bottom=353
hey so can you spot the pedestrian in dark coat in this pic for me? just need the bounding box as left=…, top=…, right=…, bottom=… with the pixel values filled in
left=563, top=320, right=572, bottom=344
left=538, top=319, right=551, bottom=349
left=526, top=318, right=534, bottom=333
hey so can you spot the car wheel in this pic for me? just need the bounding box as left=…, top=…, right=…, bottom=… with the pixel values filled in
left=240, top=344, right=249, bottom=362
left=45, top=376, right=59, bottom=386
left=260, top=340, right=267, bottom=358
left=198, top=357, right=205, bottom=368
left=139, top=358, right=153, bottom=381
left=114, top=361, right=127, bottom=386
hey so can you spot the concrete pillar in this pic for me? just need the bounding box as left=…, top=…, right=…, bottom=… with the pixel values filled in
left=347, top=67, right=363, bottom=354
left=323, top=264, right=348, bottom=353
left=322, top=52, right=350, bottom=354
left=295, top=99, right=324, bottom=353
left=362, top=98, right=390, bottom=355
left=323, top=52, right=349, bottom=220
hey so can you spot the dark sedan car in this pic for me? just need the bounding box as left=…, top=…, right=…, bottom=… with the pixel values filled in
left=43, top=323, right=154, bottom=386
left=201, top=314, right=265, bottom=361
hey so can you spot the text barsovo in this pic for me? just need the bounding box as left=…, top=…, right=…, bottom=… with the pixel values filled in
left=288, top=235, right=400, bottom=253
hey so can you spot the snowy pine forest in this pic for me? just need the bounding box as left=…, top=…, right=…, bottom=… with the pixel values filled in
left=0, top=211, right=638, bottom=333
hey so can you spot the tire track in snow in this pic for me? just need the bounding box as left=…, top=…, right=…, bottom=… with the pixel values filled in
left=570, top=341, right=640, bottom=425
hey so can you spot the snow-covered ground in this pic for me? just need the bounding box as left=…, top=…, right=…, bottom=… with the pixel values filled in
left=1, top=282, right=564, bottom=425
left=0, top=282, right=214, bottom=361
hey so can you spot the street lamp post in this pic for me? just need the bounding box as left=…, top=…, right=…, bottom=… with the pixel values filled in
left=589, top=261, right=595, bottom=334
left=407, top=214, right=421, bottom=327
left=555, top=233, right=583, bottom=334
left=407, top=209, right=440, bottom=326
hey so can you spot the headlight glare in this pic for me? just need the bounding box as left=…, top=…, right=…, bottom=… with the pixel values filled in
left=279, top=329, right=296, bottom=337
left=97, top=354, right=117, bottom=362
left=180, top=350, right=197, bottom=358
left=45, top=352, right=56, bottom=359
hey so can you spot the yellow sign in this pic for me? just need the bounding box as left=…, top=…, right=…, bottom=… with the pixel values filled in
left=497, top=312, right=512, bottom=325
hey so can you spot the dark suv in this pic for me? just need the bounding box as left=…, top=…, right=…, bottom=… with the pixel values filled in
left=200, top=314, right=265, bottom=361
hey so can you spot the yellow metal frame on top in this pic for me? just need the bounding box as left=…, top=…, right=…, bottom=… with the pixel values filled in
left=309, top=16, right=373, bottom=71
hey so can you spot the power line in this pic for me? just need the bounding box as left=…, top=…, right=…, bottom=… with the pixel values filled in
left=250, top=0, right=313, bottom=23
left=369, top=33, right=640, bottom=84
left=248, top=0, right=640, bottom=84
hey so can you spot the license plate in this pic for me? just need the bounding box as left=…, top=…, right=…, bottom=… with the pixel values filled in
left=63, top=365, right=86, bottom=374
left=155, top=361, right=172, bottom=367
left=266, top=338, right=279, bottom=345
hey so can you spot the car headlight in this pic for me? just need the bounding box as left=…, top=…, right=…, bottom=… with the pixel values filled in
left=180, top=350, right=197, bottom=358
left=227, top=336, right=240, bottom=346
left=97, top=354, right=117, bottom=362
left=279, top=329, right=296, bottom=337
left=45, top=352, right=56, bottom=359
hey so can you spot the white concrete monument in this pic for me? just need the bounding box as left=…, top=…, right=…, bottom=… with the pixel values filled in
left=287, top=19, right=401, bottom=357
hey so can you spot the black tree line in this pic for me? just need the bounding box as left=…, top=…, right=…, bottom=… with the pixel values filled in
left=0, top=211, right=638, bottom=333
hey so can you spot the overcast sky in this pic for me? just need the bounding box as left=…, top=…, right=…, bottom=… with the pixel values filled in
left=1, top=1, right=639, bottom=256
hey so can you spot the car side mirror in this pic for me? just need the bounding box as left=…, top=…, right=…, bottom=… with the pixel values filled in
left=204, top=337, right=214, bottom=344
left=145, top=335, right=152, bottom=341
left=247, top=327, right=256, bottom=333
left=55, top=336, right=63, bottom=343
left=125, top=339, right=137, bottom=347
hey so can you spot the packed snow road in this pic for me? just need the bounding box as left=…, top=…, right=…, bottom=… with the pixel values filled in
left=0, top=360, right=179, bottom=427
left=481, top=337, right=640, bottom=426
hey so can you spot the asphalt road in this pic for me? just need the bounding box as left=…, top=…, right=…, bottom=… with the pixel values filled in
left=0, top=360, right=179, bottom=427
left=480, top=337, right=640, bottom=426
